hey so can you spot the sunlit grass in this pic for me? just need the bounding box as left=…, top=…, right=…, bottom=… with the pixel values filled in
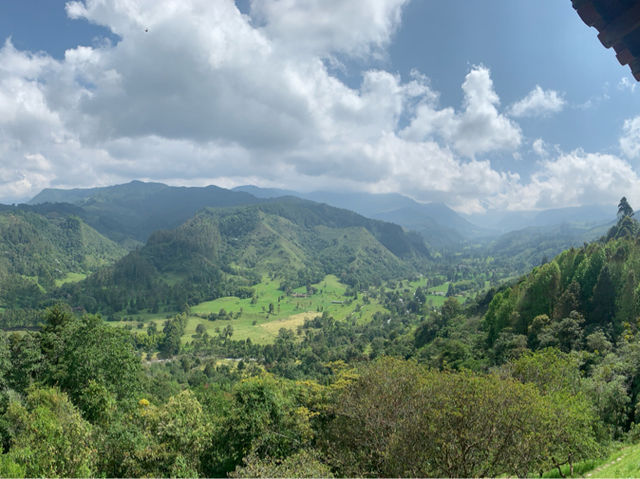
left=54, top=272, right=87, bottom=287
left=541, top=443, right=639, bottom=478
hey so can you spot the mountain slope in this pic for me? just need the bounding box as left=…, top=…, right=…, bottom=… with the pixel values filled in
left=60, top=198, right=431, bottom=315
left=483, top=217, right=640, bottom=352
left=233, top=185, right=485, bottom=245
left=466, top=204, right=614, bottom=233
left=482, top=222, right=610, bottom=274
left=0, top=205, right=126, bottom=282
left=30, top=181, right=261, bottom=245
left=0, top=205, right=126, bottom=317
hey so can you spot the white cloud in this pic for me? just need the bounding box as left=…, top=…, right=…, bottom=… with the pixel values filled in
left=249, top=0, right=409, bottom=58
left=618, top=76, right=637, bottom=93
left=368, top=135, right=520, bottom=213
left=507, top=150, right=640, bottom=210
left=0, top=0, right=634, bottom=214
left=532, top=138, right=547, bottom=157
left=401, top=65, right=522, bottom=158
left=508, top=85, right=565, bottom=118
left=620, top=116, right=640, bottom=159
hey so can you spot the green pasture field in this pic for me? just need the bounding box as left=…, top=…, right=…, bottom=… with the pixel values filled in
left=54, top=272, right=87, bottom=287
left=110, top=273, right=471, bottom=344
left=113, top=274, right=388, bottom=344
left=588, top=443, right=640, bottom=477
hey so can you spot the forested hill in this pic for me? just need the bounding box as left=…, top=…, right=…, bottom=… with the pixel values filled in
left=0, top=205, right=126, bottom=315
left=59, top=198, right=431, bottom=315
left=29, top=180, right=261, bottom=245
left=30, top=181, right=474, bottom=251
left=481, top=221, right=610, bottom=274
left=233, top=185, right=486, bottom=247
left=483, top=214, right=640, bottom=352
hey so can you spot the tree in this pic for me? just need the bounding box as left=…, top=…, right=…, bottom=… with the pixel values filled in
left=553, top=281, right=581, bottom=320
left=42, top=314, right=143, bottom=418
left=505, top=348, right=581, bottom=395
left=325, top=357, right=568, bottom=478
left=230, top=449, right=333, bottom=478
left=324, top=356, right=602, bottom=478
left=518, top=261, right=561, bottom=331
left=8, top=333, right=41, bottom=394
left=618, top=196, right=634, bottom=218
left=590, top=265, right=617, bottom=329
left=3, top=387, right=96, bottom=477
left=441, top=296, right=462, bottom=323
left=159, top=316, right=185, bottom=358
left=155, top=390, right=211, bottom=476
left=207, top=375, right=314, bottom=476
left=95, top=390, right=211, bottom=478
left=506, top=349, right=602, bottom=476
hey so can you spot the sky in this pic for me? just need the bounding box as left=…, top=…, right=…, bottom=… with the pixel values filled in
left=1, top=0, right=640, bottom=213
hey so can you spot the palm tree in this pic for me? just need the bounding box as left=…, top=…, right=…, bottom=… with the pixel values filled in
left=618, top=197, right=634, bottom=218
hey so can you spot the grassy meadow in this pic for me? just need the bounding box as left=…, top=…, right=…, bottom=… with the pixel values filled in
left=113, top=274, right=390, bottom=344
left=111, top=274, right=470, bottom=345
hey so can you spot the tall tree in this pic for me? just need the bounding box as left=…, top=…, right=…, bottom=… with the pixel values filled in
left=618, top=197, right=634, bottom=218
left=590, top=265, right=617, bottom=329
left=2, top=387, right=96, bottom=477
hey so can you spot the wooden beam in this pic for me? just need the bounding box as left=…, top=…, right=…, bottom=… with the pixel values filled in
left=616, top=46, right=634, bottom=66
left=597, top=2, right=640, bottom=48
left=575, top=2, right=605, bottom=28
left=630, top=57, right=640, bottom=81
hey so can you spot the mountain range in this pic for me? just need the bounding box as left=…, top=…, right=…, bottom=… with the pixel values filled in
left=31, top=181, right=618, bottom=246
left=55, top=197, right=431, bottom=315
left=30, top=181, right=260, bottom=246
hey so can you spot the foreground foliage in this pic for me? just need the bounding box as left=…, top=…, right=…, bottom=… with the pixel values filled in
left=0, top=305, right=608, bottom=478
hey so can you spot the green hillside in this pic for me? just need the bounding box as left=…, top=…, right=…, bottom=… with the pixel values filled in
left=0, top=206, right=125, bottom=287
left=30, top=180, right=261, bottom=244
left=482, top=222, right=610, bottom=275
left=59, top=198, right=431, bottom=316
left=484, top=218, right=640, bottom=349
left=0, top=205, right=126, bottom=327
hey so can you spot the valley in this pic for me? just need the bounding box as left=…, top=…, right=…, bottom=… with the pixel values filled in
left=3, top=0, right=638, bottom=475
left=0, top=180, right=636, bottom=478
left=111, top=274, right=456, bottom=347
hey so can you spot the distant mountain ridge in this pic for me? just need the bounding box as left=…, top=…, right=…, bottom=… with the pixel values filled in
left=465, top=204, right=615, bottom=233
left=30, top=181, right=474, bottom=251
left=28, top=181, right=618, bottom=262
left=233, top=185, right=487, bottom=247
left=30, top=181, right=261, bottom=245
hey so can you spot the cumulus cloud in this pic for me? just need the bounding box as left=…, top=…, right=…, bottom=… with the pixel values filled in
left=508, top=150, right=640, bottom=210
left=508, top=85, right=565, bottom=118
left=249, top=0, right=409, bottom=58
left=532, top=138, right=547, bottom=157
left=618, top=77, right=637, bottom=93
left=0, top=0, right=634, bottom=213
left=0, top=40, right=74, bottom=199
left=620, top=116, right=640, bottom=159
left=401, top=65, right=522, bottom=158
